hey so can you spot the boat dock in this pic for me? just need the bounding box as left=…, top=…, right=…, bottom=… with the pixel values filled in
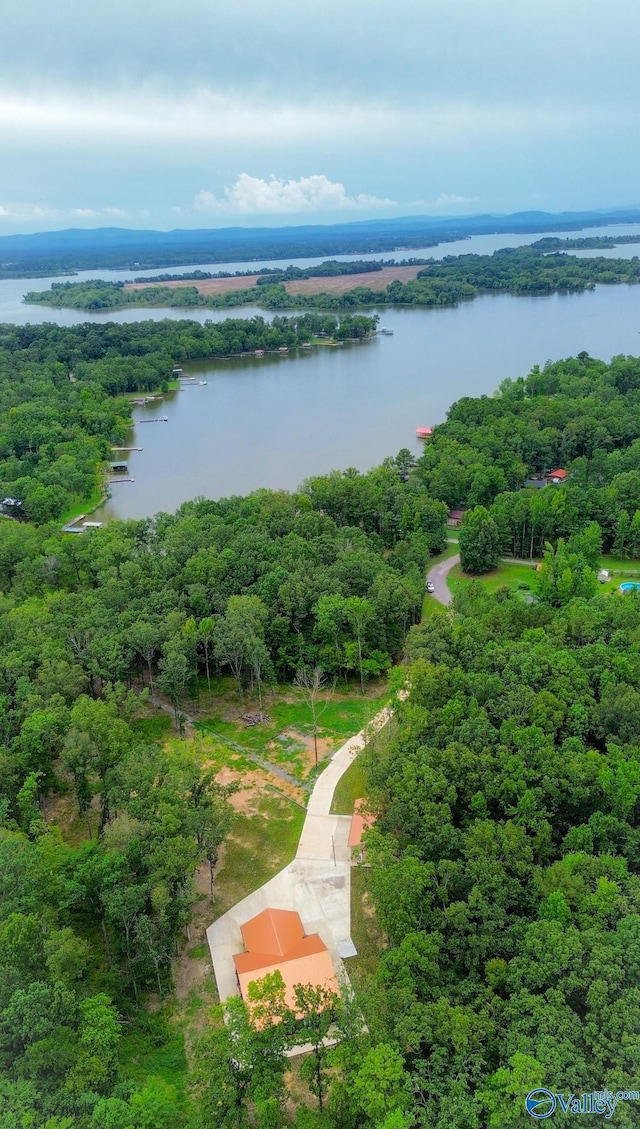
left=111, top=446, right=143, bottom=452
left=137, top=417, right=168, bottom=423
left=63, top=514, right=105, bottom=534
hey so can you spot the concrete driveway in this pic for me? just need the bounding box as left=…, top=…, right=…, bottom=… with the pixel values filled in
left=206, top=706, right=394, bottom=1003
left=426, top=553, right=460, bottom=606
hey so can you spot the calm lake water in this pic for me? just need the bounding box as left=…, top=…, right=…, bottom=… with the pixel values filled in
left=92, top=283, right=640, bottom=520
left=2, top=224, right=640, bottom=519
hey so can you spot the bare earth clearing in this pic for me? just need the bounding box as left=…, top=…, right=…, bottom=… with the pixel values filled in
left=283, top=264, right=423, bottom=294
left=125, top=275, right=261, bottom=294
left=125, top=263, right=423, bottom=299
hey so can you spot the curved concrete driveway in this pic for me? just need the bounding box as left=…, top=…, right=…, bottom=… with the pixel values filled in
left=206, top=706, right=393, bottom=1003
left=427, top=553, right=460, bottom=606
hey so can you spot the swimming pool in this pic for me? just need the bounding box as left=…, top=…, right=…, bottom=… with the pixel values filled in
left=619, top=581, right=640, bottom=592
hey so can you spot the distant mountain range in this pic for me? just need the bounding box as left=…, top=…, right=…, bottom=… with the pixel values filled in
left=2, top=207, right=640, bottom=278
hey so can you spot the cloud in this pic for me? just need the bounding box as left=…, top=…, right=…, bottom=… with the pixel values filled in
left=0, top=202, right=62, bottom=221
left=433, top=193, right=479, bottom=207
left=406, top=192, right=480, bottom=212
left=0, top=201, right=129, bottom=223
left=0, top=89, right=609, bottom=154
left=193, top=174, right=396, bottom=215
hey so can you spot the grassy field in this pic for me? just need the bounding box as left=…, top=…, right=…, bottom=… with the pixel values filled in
left=346, top=868, right=385, bottom=984
left=211, top=791, right=306, bottom=922
left=446, top=555, right=640, bottom=601
left=195, top=680, right=387, bottom=783
left=448, top=559, right=538, bottom=597
left=330, top=757, right=368, bottom=815
left=59, top=484, right=105, bottom=525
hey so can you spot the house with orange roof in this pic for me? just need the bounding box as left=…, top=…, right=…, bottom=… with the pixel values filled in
left=233, top=908, right=339, bottom=1013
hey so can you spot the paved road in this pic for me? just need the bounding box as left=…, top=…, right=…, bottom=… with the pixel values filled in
left=426, top=553, right=460, bottom=606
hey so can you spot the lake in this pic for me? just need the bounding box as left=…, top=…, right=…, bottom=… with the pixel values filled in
left=2, top=224, right=640, bottom=519
left=91, top=282, right=640, bottom=520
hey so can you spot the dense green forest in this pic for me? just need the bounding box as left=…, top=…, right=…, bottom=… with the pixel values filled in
left=6, top=343, right=640, bottom=1124
left=414, top=352, right=640, bottom=566
left=26, top=245, right=640, bottom=313
left=0, top=314, right=376, bottom=523
left=362, top=584, right=640, bottom=1128
left=532, top=234, right=640, bottom=250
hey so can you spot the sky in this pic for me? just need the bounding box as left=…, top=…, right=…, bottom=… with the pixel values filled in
left=2, top=0, right=640, bottom=234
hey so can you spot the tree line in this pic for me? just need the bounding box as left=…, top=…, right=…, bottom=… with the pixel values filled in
left=355, top=577, right=640, bottom=1127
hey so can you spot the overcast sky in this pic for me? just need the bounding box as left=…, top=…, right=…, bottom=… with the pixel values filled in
left=2, top=0, right=640, bottom=233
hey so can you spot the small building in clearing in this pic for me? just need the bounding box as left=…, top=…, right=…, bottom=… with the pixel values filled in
left=348, top=799, right=374, bottom=864
left=447, top=508, right=465, bottom=528
left=546, top=468, right=568, bottom=484
left=233, top=908, right=338, bottom=1011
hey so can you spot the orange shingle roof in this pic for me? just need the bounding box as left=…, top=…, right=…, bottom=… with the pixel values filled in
left=233, top=908, right=339, bottom=1011
left=240, top=907, right=304, bottom=957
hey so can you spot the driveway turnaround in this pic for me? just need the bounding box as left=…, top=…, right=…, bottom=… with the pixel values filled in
left=206, top=706, right=393, bottom=1003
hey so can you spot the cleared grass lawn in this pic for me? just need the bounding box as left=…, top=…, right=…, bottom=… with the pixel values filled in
left=600, top=554, right=640, bottom=575
left=331, top=757, right=368, bottom=815
left=197, top=687, right=387, bottom=782
left=449, top=560, right=538, bottom=597
left=210, top=790, right=305, bottom=923
left=346, top=868, right=385, bottom=983
left=59, top=485, right=105, bottom=525
left=132, top=713, right=172, bottom=742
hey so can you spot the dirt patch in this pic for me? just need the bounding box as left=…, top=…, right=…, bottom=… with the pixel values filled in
left=280, top=728, right=336, bottom=776
left=214, top=762, right=305, bottom=810
left=125, top=264, right=423, bottom=301
left=42, top=791, right=96, bottom=844
left=360, top=890, right=377, bottom=919
left=283, top=264, right=423, bottom=296
left=125, top=275, right=260, bottom=295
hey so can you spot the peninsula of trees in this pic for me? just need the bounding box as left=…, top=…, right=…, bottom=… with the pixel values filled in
left=25, top=245, right=640, bottom=312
